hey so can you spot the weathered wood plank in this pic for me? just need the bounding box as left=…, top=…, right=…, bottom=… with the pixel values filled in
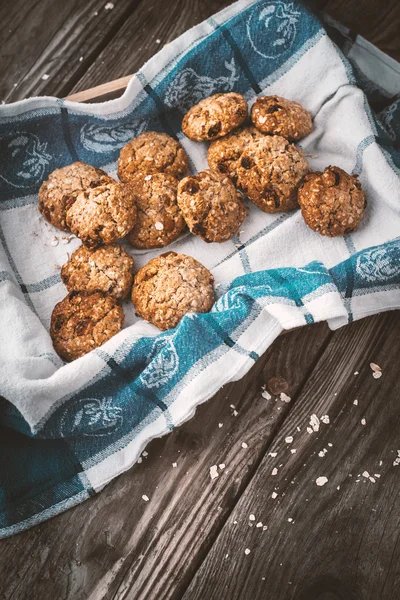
left=0, top=0, right=80, bottom=102
left=69, top=0, right=233, bottom=95
left=182, top=311, right=400, bottom=600
left=0, top=323, right=332, bottom=600
left=309, top=0, right=400, bottom=61
left=2, top=0, right=142, bottom=103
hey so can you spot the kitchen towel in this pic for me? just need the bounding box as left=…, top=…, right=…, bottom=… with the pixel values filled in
left=0, top=0, right=399, bottom=538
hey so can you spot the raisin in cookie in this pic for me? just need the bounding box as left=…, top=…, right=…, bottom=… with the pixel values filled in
left=177, top=169, right=246, bottom=243
left=131, top=252, right=214, bottom=330
left=118, top=132, right=189, bottom=182
left=39, top=162, right=112, bottom=231
left=182, top=93, right=248, bottom=141
left=61, top=244, right=134, bottom=300
left=297, top=166, right=367, bottom=236
left=127, top=172, right=186, bottom=249
left=251, top=96, right=312, bottom=141
left=237, top=135, right=309, bottom=213
left=207, top=125, right=265, bottom=185
left=50, top=291, right=124, bottom=361
left=66, top=180, right=137, bottom=248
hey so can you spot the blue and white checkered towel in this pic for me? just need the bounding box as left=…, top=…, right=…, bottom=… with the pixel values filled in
left=1, top=0, right=399, bottom=538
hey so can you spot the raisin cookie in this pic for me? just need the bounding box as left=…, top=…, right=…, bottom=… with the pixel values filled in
left=50, top=291, right=124, bottom=362
left=251, top=96, right=312, bottom=141
left=66, top=181, right=137, bottom=248
left=118, top=132, right=189, bottom=182
left=127, top=172, right=186, bottom=249
left=131, top=252, right=214, bottom=330
left=61, top=244, right=134, bottom=300
left=237, top=135, right=309, bottom=213
left=177, top=169, right=246, bottom=243
left=39, top=162, right=112, bottom=231
left=297, top=166, right=367, bottom=236
left=207, top=125, right=265, bottom=185
left=182, top=93, right=248, bottom=141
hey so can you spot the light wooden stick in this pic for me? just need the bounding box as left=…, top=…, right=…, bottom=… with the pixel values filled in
left=65, top=74, right=133, bottom=103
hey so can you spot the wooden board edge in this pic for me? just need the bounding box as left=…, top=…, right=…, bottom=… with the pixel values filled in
left=64, top=74, right=133, bottom=103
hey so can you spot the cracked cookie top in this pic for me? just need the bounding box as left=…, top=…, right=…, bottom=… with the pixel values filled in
left=297, top=166, right=367, bottom=236
left=38, top=161, right=112, bottom=231
left=61, top=243, right=135, bottom=300
left=182, top=93, right=248, bottom=142
left=207, top=125, right=265, bottom=186
left=118, top=131, right=189, bottom=182
left=251, top=95, right=312, bottom=142
left=131, top=252, right=215, bottom=330
left=177, top=169, right=246, bottom=243
left=50, top=291, right=124, bottom=362
left=127, top=172, right=186, bottom=249
left=65, top=180, right=137, bottom=248
left=237, top=135, right=309, bottom=213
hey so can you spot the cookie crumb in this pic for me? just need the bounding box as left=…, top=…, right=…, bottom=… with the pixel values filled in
left=316, top=476, right=328, bottom=486
left=210, top=465, right=219, bottom=480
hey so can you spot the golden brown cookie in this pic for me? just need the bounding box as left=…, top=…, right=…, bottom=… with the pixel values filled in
left=65, top=181, right=137, bottom=248
left=236, top=135, right=309, bottom=213
left=297, top=166, right=367, bottom=236
left=182, top=93, right=248, bottom=141
left=177, top=169, right=246, bottom=243
left=207, top=125, right=265, bottom=185
left=61, top=244, right=134, bottom=300
left=131, top=252, right=214, bottom=330
left=50, top=291, right=124, bottom=362
left=126, top=173, right=186, bottom=249
left=117, top=132, right=189, bottom=182
left=251, top=96, right=312, bottom=141
left=38, top=162, right=112, bottom=231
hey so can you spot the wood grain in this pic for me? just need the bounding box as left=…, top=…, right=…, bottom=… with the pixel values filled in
left=308, top=0, right=400, bottom=61
left=182, top=312, right=400, bottom=600
left=0, top=323, right=332, bottom=600
left=1, top=0, right=141, bottom=103
left=69, top=0, right=233, bottom=95
left=0, top=0, right=81, bottom=102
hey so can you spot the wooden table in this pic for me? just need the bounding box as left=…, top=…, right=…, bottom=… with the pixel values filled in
left=1, top=1, right=399, bottom=599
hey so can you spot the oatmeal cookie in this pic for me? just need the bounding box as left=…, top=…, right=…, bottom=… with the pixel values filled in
left=50, top=291, right=124, bottom=362
left=177, top=169, right=246, bottom=243
left=117, top=132, right=188, bottom=182
left=182, top=93, right=248, bottom=141
left=236, top=135, right=309, bottom=212
left=297, top=166, right=367, bottom=236
left=61, top=244, right=134, bottom=300
left=131, top=252, right=214, bottom=330
left=207, top=125, right=264, bottom=185
left=127, top=172, right=186, bottom=249
left=66, top=180, right=137, bottom=248
left=38, top=162, right=112, bottom=231
left=251, top=96, right=312, bottom=141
